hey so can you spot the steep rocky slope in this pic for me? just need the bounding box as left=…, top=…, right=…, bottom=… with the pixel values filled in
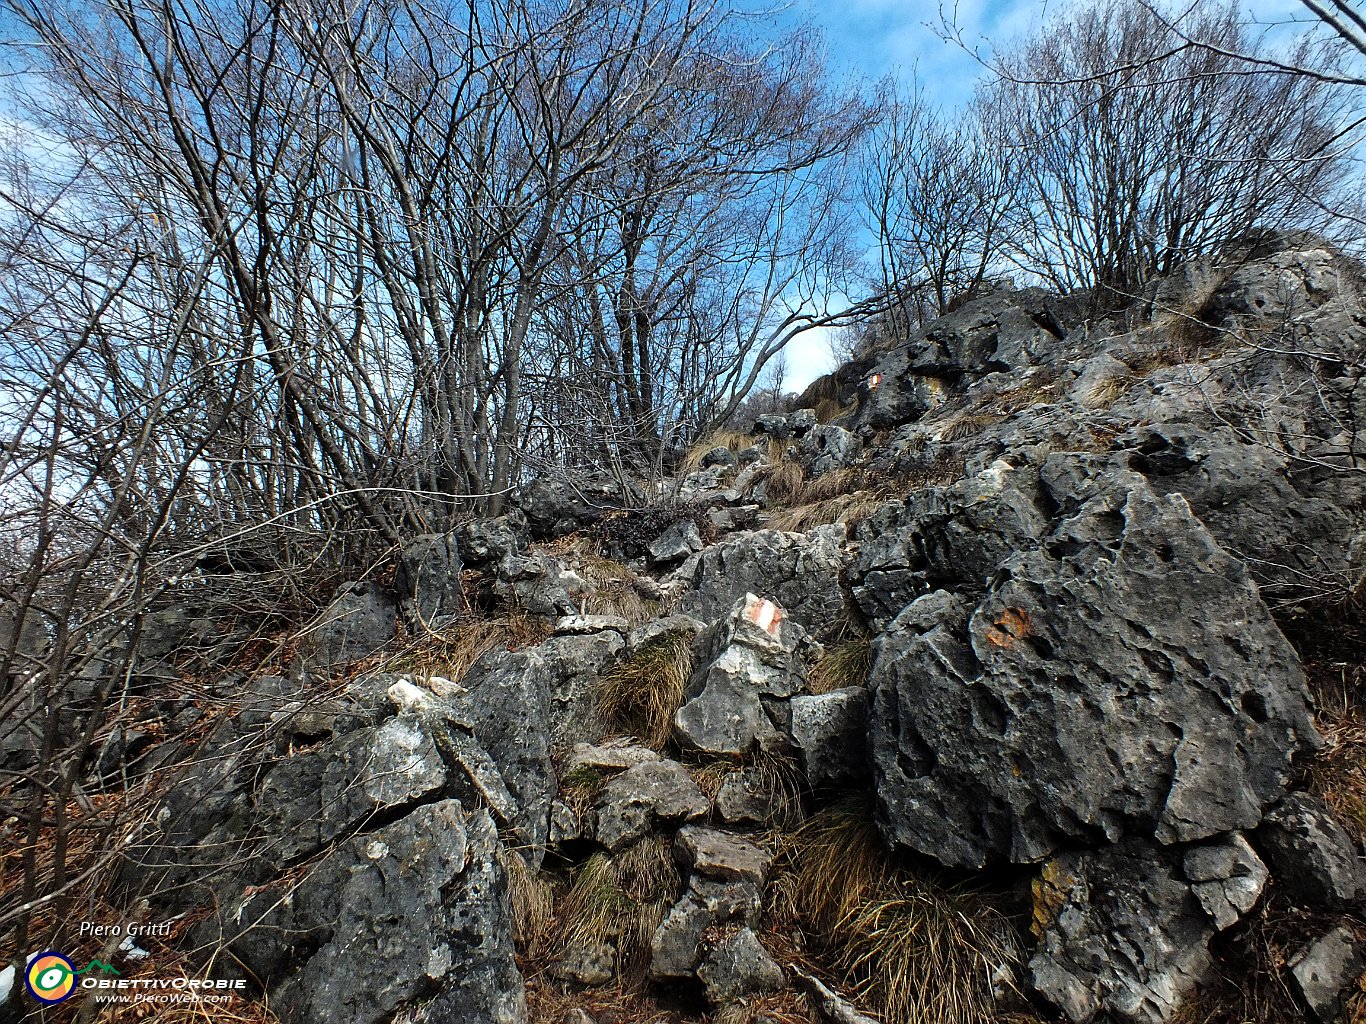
left=15, top=236, right=1364, bottom=1024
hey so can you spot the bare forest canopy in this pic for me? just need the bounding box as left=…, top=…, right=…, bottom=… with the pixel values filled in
left=0, top=0, right=1361, bottom=573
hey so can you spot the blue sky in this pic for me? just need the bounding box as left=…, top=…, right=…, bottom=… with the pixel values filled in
left=770, top=0, right=1329, bottom=390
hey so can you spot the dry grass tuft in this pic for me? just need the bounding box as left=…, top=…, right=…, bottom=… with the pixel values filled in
left=766, top=492, right=885, bottom=533
left=597, top=630, right=696, bottom=749
left=770, top=795, right=1025, bottom=1024
left=753, top=460, right=806, bottom=505
left=577, top=551, right=662, bottom=626
left=995, top=377, right=1061, bottom=414
left=940, top=412, right=1004, bottom=442
left=382, top=613, right=551, bottom=685
left=1082, top=374, right=1140, bottom=409
left=501, top=846, right=557, bottom=950
left=711, top=991, right=813, bottom=1024
left=798, top=468, right=859, bottom=503
left=546, top=838, right=681, bottom=983
left=1305, top=660, right=1366, bottom=846
left=772, top=797, right=889, bottom=938
left=809, top=633, right=873, bottom=696
left=683, top=429, right=757, bottom=472
left=812, top=396, right=856, bottom=424
left=834, top=880, right=1022, bottom=1024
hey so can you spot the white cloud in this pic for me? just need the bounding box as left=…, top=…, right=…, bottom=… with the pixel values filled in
left=781, top=326, right=843, bottom=393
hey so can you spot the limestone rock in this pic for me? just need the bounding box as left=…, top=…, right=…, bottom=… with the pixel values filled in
left=299, top=582, right=395, bottom=672
left=716, top=767, right=789, bottom=827
left=649, top=519, right=704, bottom=565
left=396, top=532, right=463, bottom=626
left=649, top=876, right=763, bottom=980
left=1290, top=925, right=1365, bottom=1024
left=697, top=927, right=785, bottom=1004
left=1030, top=841, right=1213, bottom=1024
left=1256, top=794, right=1363, bottom=907
left=790, top=687, right=867, bottom=789
left=1182, top=833, right=1268, bottom=930
left=235, top=802, right=525, bottom=1024
left=868, top=463, right=1319, bottom=868
left=678, top=527, right=848, bottom=638
left=457, top=511, right=528, bottom=564
left=675, top=826, right=772, bottom=885
left=802, top=424, right=862, bottom=475
left=594, top=760, right=709, bottom=852
left=675, top=593, right=808, bottom=757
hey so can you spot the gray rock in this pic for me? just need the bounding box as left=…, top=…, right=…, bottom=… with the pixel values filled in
left=537, top=631, right=626, bottom=746
left=649, top=519, right=704, bottom=565
left=649, top=876, right=762, bottom=980
left=755, top=413, right=793, bottom=439
left=716, top=767, right=788, bottom=827
left=551, top=940, right=615, bottom=986
left=1030, top=841, right=1213, bottom=1024
left=554, top=614, right=629, bottom=635
left=675, top=825, right=772, bottom=885
left=802, top=424, right=862, bottom=475
left=701, top=445, right=739, bottom=469
left=518, top=473, right=625, bottom=539
left=562, top=1011, right=597, bottom=1024
left=396, top=532, right=463, bottom=626
left=676, top=465, right=737, bottom=503
left=564, top=739, right=661, bottom=774
left=594, top=760, right=709, bottom=852
left=1124, top=424, right=1366, bottom=606
left=299, top=582, right=395, bottom=672
left=678, top=526, right=848, bottom=639
left=458, top=511, right=528, bottom=564
left=628, top=613, right=706, bottom=650
left=1182, top=833, right=1268, bottom=930
left=790, top=687, right=867, bottom=789
left=697, top=927, right=785, bottom=1004
left=849, top=461, right=1049, bottom=632
left=495, top=553, right=589, bottom=618
left=859, top=289, right=1070, bottom=428
left=868, top=463, right=1318, bottom=868
left=1290, top=925, right=1365, bottom=1024
left=234, top=801, right=525, bottom=1024
left=258, top=713, right=448, bottom=861
left=455, top=649, right=556, bottom=861
left=675, top=594, right=808, bottom=757
left=1256, top=794, right=1363, bottom=907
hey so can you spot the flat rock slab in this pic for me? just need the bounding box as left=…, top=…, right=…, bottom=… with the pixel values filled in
left=594, top=760, right=709, bottom=852
left=675, top=825, right=772, bottom=885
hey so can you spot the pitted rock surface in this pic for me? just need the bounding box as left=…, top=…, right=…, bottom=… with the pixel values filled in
left=868, top=463, right=1318, bottom=868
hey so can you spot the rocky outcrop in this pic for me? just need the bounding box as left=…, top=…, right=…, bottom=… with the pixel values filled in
left=678, top=527, right=848, bottom=637
left=867, top=459, right=1318, bottom=869
left=674, top=593, right=811, bottom=756
left=1030, top=841, right=1217, bottom=1024
left=128, top=243, right=1365, bottom=1024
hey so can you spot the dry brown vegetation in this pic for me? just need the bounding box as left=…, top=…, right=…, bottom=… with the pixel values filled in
left=597, top=630, right=697, bottom=749
left=769, top=796, right=1028, bottom=1024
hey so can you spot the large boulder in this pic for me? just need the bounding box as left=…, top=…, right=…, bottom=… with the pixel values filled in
left=674, top=594, right=809, bottom=757
left=677, top=527, right=848, bottom=638
left=231, top=801, right=525, bottom=1024
left=1030, top=840, right=1215, bottom=1024
left=867, top=461, right=1319, bottom=868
